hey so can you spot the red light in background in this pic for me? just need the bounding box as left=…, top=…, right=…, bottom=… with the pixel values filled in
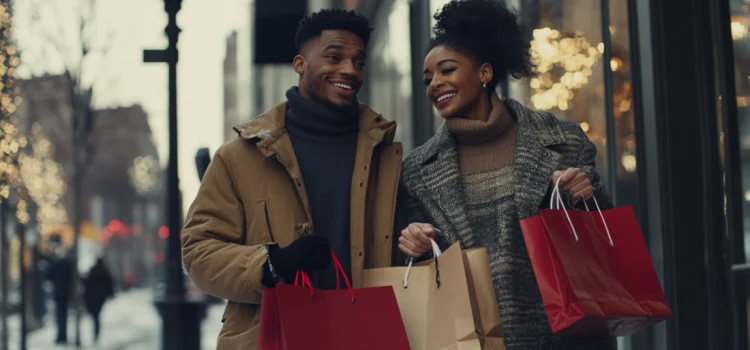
left=101, top=228, right=114, bottom=247
left=107, top=220, right=123, bottom=233
left=118, top=224, right=131, bottom=240
left=158, top=226, right=169, bottom=239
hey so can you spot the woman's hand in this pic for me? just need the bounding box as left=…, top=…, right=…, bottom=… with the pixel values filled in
left=552, top=168, right=593, bottom=200
left=398, top=223, right=436, bottom=257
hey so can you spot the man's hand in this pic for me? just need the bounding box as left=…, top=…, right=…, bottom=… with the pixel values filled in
left=552, top=168, right=593, bottom=200
left=264, top=235, right=331, bottom=285
left=398, top=223, right=436, bottom=258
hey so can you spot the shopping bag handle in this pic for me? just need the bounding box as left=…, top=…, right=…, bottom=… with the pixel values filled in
left=331, top=248, right=356, bottom=303
left=403, top=238, right=442, bottom=289
left=549, top=177, right=580, bottom=244
left=550, top=176, right=613, bottom=246
left=293, top=249, right=356, bottom=303
left=294, top=271, right=314, bottom=295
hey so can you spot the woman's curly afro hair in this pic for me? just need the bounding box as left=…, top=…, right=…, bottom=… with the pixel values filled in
left=431, top=0, right=535, bottom=90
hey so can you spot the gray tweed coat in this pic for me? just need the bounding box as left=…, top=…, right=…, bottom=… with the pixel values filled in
left=396, top=98, right=617, bottom=350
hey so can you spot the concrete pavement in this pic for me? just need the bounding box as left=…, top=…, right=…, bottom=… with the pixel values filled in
left=6, top=289, right=224, bottom=350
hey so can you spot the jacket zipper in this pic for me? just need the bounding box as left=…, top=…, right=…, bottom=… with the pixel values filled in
left=264, top=199, right=276, bottom=242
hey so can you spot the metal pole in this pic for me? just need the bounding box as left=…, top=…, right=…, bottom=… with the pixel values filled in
left=70, top=96, right=83, bottom=348
left=409, top=0, right=434, bottom=148
left=18, top=220, right=26, bottom=350
left=144, top=1, right=203, bottom=349
left=599, top=0, right=618, bottom=204
left=0, top=200, right=8, bottom=349
left=165, top=2, right=183, bottom=299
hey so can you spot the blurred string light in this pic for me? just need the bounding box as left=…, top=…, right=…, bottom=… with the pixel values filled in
left=128, top=155, right=160, bottom=195
left=0, top=1, right=30, bottom=224
left=0, top=3, right=67, bottom=229
left=731, top=15, right=749, bottom=40
left=19, top=124, right=68, bottom=231
left=529, top=28, right=603, bottom=111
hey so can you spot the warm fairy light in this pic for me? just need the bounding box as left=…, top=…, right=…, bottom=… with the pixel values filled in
left=529, top=28, right=602, bottom=111
left=128, top=155, right=161, bottom=194
left=0, top=0, right=28, bottom=222
left=0, top=3, right=67, bottom=228
left=732, top=17, right=749, bottom=40
left=19, top=124, right=68, bottom=230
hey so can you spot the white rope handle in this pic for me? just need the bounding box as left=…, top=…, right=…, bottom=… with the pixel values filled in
left=583, top=196, right=614, bottom=246
left=550, top=177, right=579, bottom=243
left=551, top=175, right=614, bottom=246
left=403, top=238, right=442, bottom=288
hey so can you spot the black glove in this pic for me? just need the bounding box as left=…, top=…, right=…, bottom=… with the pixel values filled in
left=262, top=235, right=331, bottom=287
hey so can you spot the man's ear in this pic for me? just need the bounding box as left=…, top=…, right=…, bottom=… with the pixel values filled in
left=293, top=55, right=306, bottom=75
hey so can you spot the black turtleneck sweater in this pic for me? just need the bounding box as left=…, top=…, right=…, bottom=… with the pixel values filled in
left=285, top=87, right=359, bottom=289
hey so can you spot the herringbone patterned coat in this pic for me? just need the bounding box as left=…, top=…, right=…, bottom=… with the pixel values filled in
left=397, top=98, right=617, bottom=349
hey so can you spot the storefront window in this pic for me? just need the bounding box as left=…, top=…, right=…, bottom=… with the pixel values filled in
left=727, top=0, right=750, bottom=263
left=367, top=0, right=413, bottom=151
left=507, top=0, right=609, bottom=183
left=608, top=0, right=638, bottom=207
left=725, top=1, right=750, bottom=347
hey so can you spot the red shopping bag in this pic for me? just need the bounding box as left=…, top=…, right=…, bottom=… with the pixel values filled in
left=519, top=181, right=672, bottom=336
left=258, top=249, right=410, bottom=350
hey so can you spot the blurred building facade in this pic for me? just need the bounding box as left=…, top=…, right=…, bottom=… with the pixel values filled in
left=223, top=32, right=240, bottom=142
left=15, top=75, right=164, bottom=290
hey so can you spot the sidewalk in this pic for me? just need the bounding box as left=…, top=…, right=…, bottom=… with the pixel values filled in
left=6, top=289, right=224, bottom=350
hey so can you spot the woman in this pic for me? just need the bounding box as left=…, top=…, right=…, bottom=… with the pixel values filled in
left=82, top=257, right=114, bottom=342
left=397, top=1, right=615, bottom=349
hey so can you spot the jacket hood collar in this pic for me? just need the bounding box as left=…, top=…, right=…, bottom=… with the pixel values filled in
left=233, top=102, right=396, bottom=155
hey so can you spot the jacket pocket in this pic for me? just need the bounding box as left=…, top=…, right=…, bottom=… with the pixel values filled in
left=263, top=199, right=276, bottom=242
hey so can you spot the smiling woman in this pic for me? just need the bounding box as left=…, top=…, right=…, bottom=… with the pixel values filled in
left=396, top=1, right=616, bottom=348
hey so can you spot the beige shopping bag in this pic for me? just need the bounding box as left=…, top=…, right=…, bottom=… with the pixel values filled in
left=363, top=241, right=506, bottom=350
left=462, top=248, right=505, bottom=350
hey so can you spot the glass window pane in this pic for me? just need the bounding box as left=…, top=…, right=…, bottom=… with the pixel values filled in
left=510, top=0, right=609, bottom=183
left=726, top=1, right=750, bottom=347
left=609, top=0, right=639, bottom=210
left=367, top=0, right=413, bottom=152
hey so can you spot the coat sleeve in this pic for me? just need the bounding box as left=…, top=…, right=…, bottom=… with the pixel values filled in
left=181, top=147, right=268, bottom=304
left=392, top=179, right=447, bottom=265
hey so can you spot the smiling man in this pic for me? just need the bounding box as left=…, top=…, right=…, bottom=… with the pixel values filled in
left=181, top=9, right=403, bottom=348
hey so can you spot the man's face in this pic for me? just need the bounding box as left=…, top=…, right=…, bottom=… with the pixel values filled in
left=294, top=29, right=366, bottom=109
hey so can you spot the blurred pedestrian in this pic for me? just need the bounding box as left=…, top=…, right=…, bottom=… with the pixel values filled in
left=82, top=256, right=114, bottom=342
left=44, top=235, right=73, bottom=345
left=181, top=8, right=403, bottom=349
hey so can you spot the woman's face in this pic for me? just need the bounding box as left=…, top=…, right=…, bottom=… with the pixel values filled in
left=423, top=45, right=491, bottom=119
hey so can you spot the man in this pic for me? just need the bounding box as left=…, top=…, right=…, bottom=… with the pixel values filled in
left=44, top=235, right=73, bottom=345
left=181, top=9, right=402, bottom=348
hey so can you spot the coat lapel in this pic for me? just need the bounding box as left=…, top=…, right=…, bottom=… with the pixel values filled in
left=419, top=126, right=478, bottom=248
left=505, top=99, right=566, bottom=220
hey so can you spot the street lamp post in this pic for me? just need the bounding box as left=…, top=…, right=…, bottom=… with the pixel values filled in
left=143, top=1, right=203, bottom=349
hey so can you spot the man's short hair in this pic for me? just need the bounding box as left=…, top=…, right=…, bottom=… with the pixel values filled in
left=294, top=9, right=372, bottom=51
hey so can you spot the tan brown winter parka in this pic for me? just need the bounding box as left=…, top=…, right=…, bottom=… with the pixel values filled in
left=181, top=102, right=402, bottom=349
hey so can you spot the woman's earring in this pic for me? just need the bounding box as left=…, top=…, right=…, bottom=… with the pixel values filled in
left=482, top=80, right=487, bottom=88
